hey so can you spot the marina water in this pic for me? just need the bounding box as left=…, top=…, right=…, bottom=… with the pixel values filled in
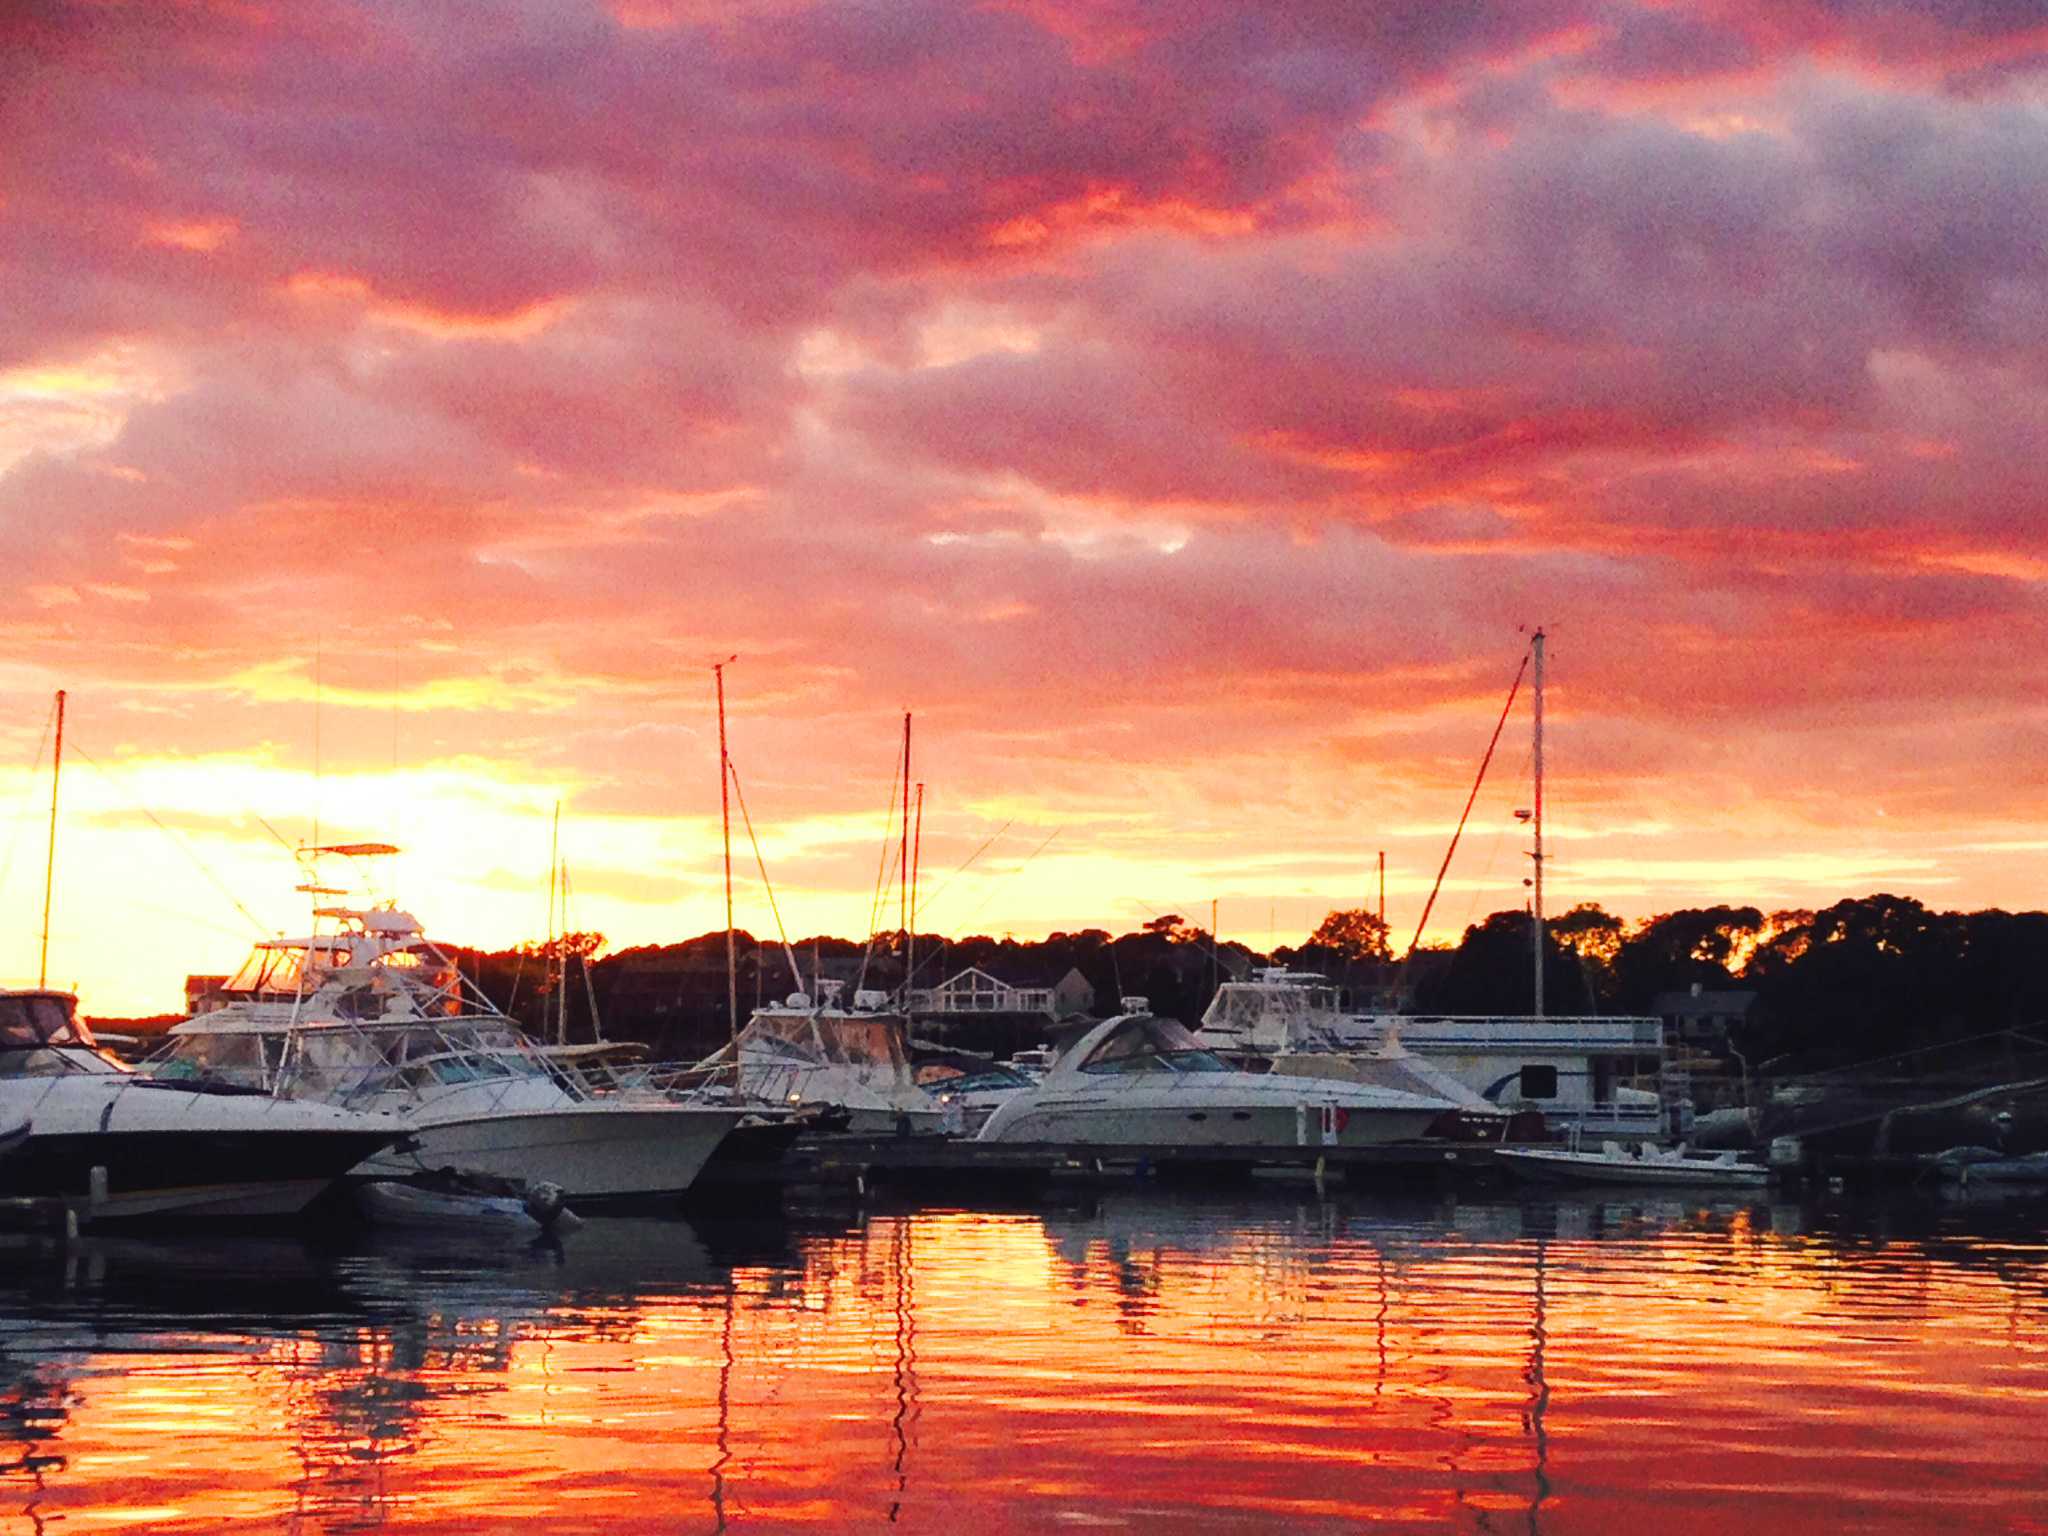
left=4, top=1188, right=2044, bottom=1532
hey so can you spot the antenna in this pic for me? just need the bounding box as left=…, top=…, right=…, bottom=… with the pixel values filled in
left=38, top=689, right=65, bottom=989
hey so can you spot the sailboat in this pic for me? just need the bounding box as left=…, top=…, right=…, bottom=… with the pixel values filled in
left=1190, top=633, right=1681, bottom=1142
left=690, top=701, right=949, bottom=1135
left=1, top=693, right=404, bottom=1221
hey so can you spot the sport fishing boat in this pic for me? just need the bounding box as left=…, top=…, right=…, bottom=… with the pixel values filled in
left=975, top=1003, right=1461, bottom=1148
left=152, top=868, right=747, bottom=1205
left=1, top=987, right=402, bottom=1221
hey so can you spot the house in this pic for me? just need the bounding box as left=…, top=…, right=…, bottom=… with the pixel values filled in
left=1652, top=985, right=1756, bottom=1062
left=909, top=965, right=1095, bottom=1019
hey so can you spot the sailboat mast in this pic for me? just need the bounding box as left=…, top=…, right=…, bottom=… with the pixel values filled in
left=38, top=689, right=65, bottom=989
left=716, top=660, right=738, bottom=1045
left=899, top=713, right=912, bottom=996
left=1531, top=628, right=1546, bottom=1019
left=909, top=780, right=924, bottom=1004
left=548, top=802, right=562, bottom=1043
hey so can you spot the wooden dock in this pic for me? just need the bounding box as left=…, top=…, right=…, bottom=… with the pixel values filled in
left=785, top=1135, right=1508, bottom=1196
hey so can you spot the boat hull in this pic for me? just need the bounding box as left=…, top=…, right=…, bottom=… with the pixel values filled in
left=978, top=1094, right=1444, bottom=1148
left=1494, top=1146, right=1770, bottom=1188
left=355, top=1104, right=745, bottom=1203
left=0, top=1128, right=399, bottom=1221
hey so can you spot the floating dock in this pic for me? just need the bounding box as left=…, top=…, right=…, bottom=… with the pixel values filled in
left=784, top=1135, right=1509, bottom=1196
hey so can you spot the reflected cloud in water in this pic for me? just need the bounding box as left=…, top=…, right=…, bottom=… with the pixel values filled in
left=0, top=1191, right=2042, bottom=1532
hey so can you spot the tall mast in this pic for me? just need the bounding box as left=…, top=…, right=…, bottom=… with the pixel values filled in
left=548, top=801, right=562, bottom=1043
left=899, top=712, right=911, bottom=1000
left=39, top=689, right=65, bottom=989
left=1531, top=628, right=1546, bottom=1019
left=558, top=858, right=572, bottom=1046
left=716, top=659, right=738, bottom=1044
left=909, top=780, right=924, bottom=1006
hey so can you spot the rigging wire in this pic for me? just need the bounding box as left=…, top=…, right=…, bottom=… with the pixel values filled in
left=1455, top=740, right=1535, bottom=935
left=865, top=738, right=906, bottom=942
left=728, top=760, right=802, bottom=995
left=856, top=737, right=908, bottom=994
left=909, top=818, right=1014, bottom=925
left=1406, top=644, right=1531, bottom=961
left=939, top=824, right=1063, bottom=935
left=0, top=698, right=58, bottom=902
left=67, top=739, right=271, bottom=937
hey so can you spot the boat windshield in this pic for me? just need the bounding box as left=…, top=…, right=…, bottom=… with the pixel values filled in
left=915, top=1063, right=1032, bottom=1092
left=1078, top=1018, right=1232, bottom=1074
left=0, top=994, right=91, bottom=1052
left=153, top=1030, right=284, bottom=1090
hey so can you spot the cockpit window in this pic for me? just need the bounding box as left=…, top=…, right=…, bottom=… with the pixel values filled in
left=1076, top=1017, right=1231, bottom=1074
left=0, top=994, right=87, bottom=1050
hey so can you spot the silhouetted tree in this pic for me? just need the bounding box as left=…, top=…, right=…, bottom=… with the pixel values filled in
left=1306, top=908, right=1392, bottom=963
left=1612, top=906, right=1764, bottom=1010
left=1410, top=910, right=1594, bottom=1015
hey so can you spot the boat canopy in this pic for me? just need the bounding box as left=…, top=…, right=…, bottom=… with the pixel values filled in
left=739, top=1010, right=912, bottom=1071
left=1198, top=974, right=1346, bottom=1051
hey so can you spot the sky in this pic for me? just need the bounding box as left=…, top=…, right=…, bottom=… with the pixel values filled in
left=3, top=0, right=2046, bottom=1014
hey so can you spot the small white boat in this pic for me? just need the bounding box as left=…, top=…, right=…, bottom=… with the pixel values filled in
left=1494, top=1141, right=1770, bottom=1189
left=976, top=1007, right=1461, bottom=1148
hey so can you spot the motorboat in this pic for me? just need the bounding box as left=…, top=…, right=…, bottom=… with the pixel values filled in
left=1, top=988, right=402, bottom=1221
left=912, top=1051, right=1035, bottom=1135
left=151, top=887, right=747, bottom=1206
left=975, top=1003, right=1462, bottom=1148
left=692, top=982, right=947, bottom=1135
left=1194, top=969, right=1674, bottom=1140
left=1492, top=1140, right=1770, bottom=1189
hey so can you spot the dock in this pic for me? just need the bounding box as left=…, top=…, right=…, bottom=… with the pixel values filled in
left=784, top=1135, right=1508, bottom=1196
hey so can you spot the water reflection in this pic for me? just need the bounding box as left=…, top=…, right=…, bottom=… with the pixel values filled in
left=0, top=1190, right=2042, bottom=1533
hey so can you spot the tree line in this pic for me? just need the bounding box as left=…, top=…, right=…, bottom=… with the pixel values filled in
left=441, top=892, right=2047, bottom=1074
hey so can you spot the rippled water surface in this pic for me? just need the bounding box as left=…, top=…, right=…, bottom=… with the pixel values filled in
left=4, top=1188, right=2045, bottom=1532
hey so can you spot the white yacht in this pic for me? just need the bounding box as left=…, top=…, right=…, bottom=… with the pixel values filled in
left=975, top=1002, right=1459, bottom=1148
left=693, top=982, right=947, bottom=1135
left=153, top=900, right=747, bottom=1205
left=1194, top=970, right=1674, bottom=1140
left=1, top=987, right=402, bottom=1221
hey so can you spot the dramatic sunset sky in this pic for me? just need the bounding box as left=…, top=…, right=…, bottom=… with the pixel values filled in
left=3, top=0, right=2045, bottom=1013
